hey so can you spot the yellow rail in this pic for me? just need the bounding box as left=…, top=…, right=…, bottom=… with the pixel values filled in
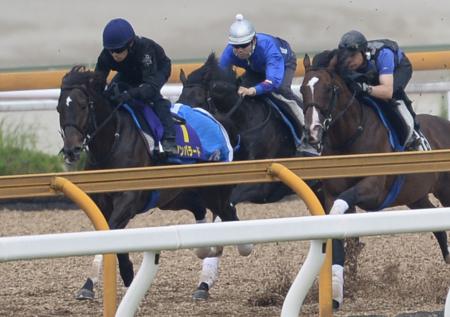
left=268, top=163, right=332, bottom=316
left=1, top=150, right=450, bottom=200
left=0, top=50, right=449, bottom=91
left=51, top=177, right=116, bottom=317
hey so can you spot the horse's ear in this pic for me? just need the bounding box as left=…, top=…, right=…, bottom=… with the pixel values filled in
left=180, top=69, right=187, bottom=85
left=327, top=55, right=338, bottom=71
left=303, top=54, right=311, bottom=71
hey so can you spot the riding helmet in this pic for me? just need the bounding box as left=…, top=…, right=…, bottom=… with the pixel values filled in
left=228, top=14, right=256, bottom=45
left=102, top=18, right=136, bottom=50
left=338, top=30, right=368, bottom=51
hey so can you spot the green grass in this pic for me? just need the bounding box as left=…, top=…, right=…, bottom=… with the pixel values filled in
left=0, top=120, right=64, bottom=175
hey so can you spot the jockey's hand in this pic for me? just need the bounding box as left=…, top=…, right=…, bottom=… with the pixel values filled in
left=351, top=82, right=372, bottom=96
left=238, top=86, right=257, bottom=97
left=115, top=91, right=132, bottom=104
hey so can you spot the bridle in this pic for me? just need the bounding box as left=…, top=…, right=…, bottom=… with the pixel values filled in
left=303, top=71, right=365, bottom=150
left=59, top=84, right=121, bottom=151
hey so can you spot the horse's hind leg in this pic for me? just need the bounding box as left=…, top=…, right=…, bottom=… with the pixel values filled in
left=408, top=196, right=450, bottom=263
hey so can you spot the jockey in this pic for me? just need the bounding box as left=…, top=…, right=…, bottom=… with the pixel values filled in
left=219, top=14, right=318, bottom=156
left=337, top=30, right=431, bottom=151
left=95, top=18, right=177, bottom=155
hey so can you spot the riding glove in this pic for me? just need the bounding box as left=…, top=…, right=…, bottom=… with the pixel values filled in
left=351, top=82, right=372, bottom=96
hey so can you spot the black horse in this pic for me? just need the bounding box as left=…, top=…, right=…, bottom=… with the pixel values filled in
left=178, top=53, right=300, bottom=205
left=177, top=54, right=324, bottom=300
left=57, top=66, right=252, bottom=299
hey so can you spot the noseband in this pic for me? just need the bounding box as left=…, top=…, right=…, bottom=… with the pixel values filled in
left=303, top=76, right=365, bottom=150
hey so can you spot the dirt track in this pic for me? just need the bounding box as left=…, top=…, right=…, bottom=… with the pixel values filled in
left=0, top=198, right=449, bottom=316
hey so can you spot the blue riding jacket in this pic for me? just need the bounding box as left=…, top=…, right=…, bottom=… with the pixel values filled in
left=219, top=33, right=296, bottom=95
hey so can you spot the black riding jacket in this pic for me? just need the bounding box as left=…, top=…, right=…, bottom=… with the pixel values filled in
left=95, top=36, right=171, bottom=102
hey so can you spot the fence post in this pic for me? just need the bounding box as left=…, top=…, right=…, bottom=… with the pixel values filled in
left=51, top=176, right=117, bottom=317
left=268, top=163, right=332, bottom=316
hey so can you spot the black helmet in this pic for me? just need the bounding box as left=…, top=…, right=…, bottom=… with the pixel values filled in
left=338, top=30, right=367, bottom=51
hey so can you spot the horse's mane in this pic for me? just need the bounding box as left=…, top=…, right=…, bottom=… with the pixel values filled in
left=188, top=53, right=237, bottom=86
left=311, top=49, right=338, bottom=69
left=62, top=65, right=105, bottom=90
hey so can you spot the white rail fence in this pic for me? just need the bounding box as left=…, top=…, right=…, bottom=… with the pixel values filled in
left=1, top=82, right=450, bottom=119
left=2, top=208, right=450, bottom=316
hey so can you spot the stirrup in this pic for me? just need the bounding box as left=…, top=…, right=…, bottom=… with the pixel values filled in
left=407, top=131, right=431, bottom=151
left=161, top=138, right=178, bottom=156
left=296, top=144, right=320, bottom=157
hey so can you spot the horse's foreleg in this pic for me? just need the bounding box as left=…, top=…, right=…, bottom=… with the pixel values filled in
left=117, top=253, right=134, bottom=287
left=76, top=254, right=102, bottom=300
left=195, top=215, right=224, bottom=259
left=223, top=203, right=253, bottom=256
left=192, top=256, right=219, bottom=301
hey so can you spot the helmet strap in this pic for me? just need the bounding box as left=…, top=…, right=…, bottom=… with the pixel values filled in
left=248, top=38, right=256, bottom=57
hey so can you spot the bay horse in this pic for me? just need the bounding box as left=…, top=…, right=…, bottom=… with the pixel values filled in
left=301, top=52, right=450, bottom=308
left=57, top=66, right=252, bottom=300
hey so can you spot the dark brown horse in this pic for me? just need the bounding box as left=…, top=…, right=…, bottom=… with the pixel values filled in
left=57, top=66, right=252, bottom=300
left=300, top=52, right=450, bottom=308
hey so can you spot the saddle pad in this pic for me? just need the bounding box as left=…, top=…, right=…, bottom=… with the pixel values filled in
left=171, top=103, right=233, bottom=163
left=362, top=97, right=405, bottom=151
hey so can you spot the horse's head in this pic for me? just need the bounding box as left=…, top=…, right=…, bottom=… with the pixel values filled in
left=300, top=51, right=354, bottom=151
left=57, top=66, right=106, bottom=164
left=178, top=53, right=238, bottom=113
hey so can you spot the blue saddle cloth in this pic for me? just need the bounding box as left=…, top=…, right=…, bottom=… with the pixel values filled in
left=120, top=101, right=233, bottom=213
left=362, top=97, right=405, bottom=210
left=121, top=101, right=233, bottom=164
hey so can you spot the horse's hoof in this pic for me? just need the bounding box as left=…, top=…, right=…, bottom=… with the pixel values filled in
left=237, top=243, right=253, bottom=256
left=75, top=288, right=95, bottom=300
left=445, top=254, right=450, bottom=264
left=195, top=247, right=213, bottom=259
left=210, top=246, right=223, bottom=257
left=192, top=289, right=209, bottom=301
left=332, top=300, right=340, bottom=310
left=195, top=246, right=223, bottom=258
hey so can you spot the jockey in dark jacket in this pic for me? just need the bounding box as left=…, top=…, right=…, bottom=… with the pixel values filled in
left=219, top=14, right=318, bottom=156
left=95, top=18, right=177, bottom=155
left=337, top=30, right=431, bottom=151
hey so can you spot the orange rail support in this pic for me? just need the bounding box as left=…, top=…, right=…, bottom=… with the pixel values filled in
left=51, top=177, right=117, bottom=317
left=268, top=163, right=332, bottom=317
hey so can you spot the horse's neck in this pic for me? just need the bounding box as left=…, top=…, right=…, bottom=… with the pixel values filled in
left=212, top=92, right=239, bottom=112
left=88, top=98, right=119, bottom=159
left=327, top=93, right=368, bottom=151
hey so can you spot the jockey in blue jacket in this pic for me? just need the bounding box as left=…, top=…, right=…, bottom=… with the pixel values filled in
left=219, top=14, right=317, bottom=156
left=337, top=30, right=430, bottom=151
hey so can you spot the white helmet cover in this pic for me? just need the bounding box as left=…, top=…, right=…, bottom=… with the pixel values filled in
left=228, top=14, right=256, bottom=45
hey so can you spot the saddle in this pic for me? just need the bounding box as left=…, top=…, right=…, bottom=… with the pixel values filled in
left=262, top=93, right=304, bottom=148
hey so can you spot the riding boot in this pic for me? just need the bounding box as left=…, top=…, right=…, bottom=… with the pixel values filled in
left=153, top=97, right=178, bottom=155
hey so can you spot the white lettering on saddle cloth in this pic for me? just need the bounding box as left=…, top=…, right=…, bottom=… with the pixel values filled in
left=307, top=77, right=319, bottom=103
left=66, top=96, right=72, bottom=107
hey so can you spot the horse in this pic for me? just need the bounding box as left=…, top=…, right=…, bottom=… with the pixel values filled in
left=57, top=66, right=252, bottom=300
left=177, top=53, right=324, bottom=299
left=300, top=52, right=450, bottom=308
